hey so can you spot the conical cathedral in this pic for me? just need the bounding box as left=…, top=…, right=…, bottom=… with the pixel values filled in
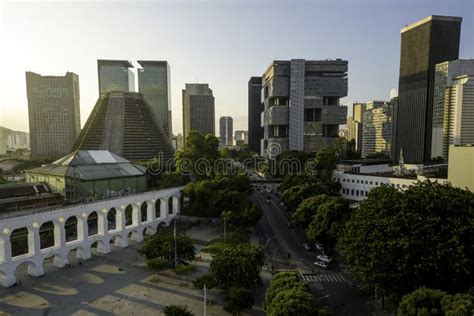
left=73, top=92, right=174, bottom=162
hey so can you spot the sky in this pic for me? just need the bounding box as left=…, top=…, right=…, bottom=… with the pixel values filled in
left=0, top=0, right=473, bottom=135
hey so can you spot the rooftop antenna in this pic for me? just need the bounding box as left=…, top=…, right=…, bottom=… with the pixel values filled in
left=196, top=77, right=199, bottom=83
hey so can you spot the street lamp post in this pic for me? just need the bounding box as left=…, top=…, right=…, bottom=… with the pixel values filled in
left=174, top=212, right=180, bottom=270
left=203, top=284, right=207, bottom=316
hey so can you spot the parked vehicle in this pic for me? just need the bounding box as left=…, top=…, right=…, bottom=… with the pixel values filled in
left=317, top=255, right=331, bottom=263
left=314, top=261, right=328, bottom=269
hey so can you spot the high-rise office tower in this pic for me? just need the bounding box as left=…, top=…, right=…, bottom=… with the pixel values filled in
left=26, top=72, right=80, bottom=159
left=137, top=61, right=172, bottom=139
left=394, top=15, right=462, bottom=164
left=234, top=130, right=248, bottom=146
left=261, top=59, right=348, bottom=157
left=97, top=60, right=135, bottom=95
left=440, top=74, right=474, bottom=161
left=219, top=116, right=233, bottom=146
left=431, top=59, right=474, bottom=159
left=361, top=101, right=393, bottom=158
left=248, top=77, right=263, bottom=154
left=182, top=84, right=215, bottom=139
left=346, top=102, right=366, bottom=152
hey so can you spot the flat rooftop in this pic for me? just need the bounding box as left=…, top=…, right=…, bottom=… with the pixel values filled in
left=401, top=15, right=462, bottom=33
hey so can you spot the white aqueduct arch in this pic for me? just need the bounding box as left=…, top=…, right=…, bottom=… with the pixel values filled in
left=0, top=186, right=183, bottom=287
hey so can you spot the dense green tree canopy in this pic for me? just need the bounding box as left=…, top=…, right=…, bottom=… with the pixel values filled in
left=163, top=305, right=194, bottom=316
left=194, top=244, right=264, bottom=291
left=182, top=175, right=259, bottom=226
left=397, top=287, right=474, bottom=316
left=224, top=287, right=255, bottom=315
left=175, top=131, right=219, bottom=178
left=307, top=197, right=351, bottom=251
left=139, top=232, right=196, bottom=263
left=291, top=194, right=331, bottom=228
left=267, top=287, right=319, bottom=316
left=339, top=181, right=474, bottom=301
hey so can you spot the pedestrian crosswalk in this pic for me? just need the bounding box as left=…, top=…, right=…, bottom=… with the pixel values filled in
left=301, top=273, right=346, bottom=283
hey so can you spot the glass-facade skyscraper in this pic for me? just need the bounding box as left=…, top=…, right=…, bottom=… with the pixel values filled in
left=97, top=60, right=135, bottom=95
left=137, top=61, right=171, bottom=139
left=394, top=15, right=462, bottom=163
left=182, top=83, right=215, bottom=140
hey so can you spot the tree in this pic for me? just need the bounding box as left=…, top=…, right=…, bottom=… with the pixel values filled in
left=139, top=232, right=196, bottom=263
left=397, top=288, right=474, bottom=316
left=339, top=181, right=474, bottom=302
left=267, top=287, right=319, bottom=316
left=281, top=181, right=338, bottom=212
left=145, top=257, right=167, bottom=273
left=306, top=197, right=351, bottom=251
left=196, top=244, right=264, bottom=292
left=265, top=272, right=330, bottom=316
left=291, top=194, right=331, bottom=228
left=264, top=272, right=308, bottom=310
left=163, top=305, right=194, bottom=316
left=175, top=131, right=219, bottom=178
left=397, top=287, right=447, bottom=316
left=182, top=175, right=252, bottom=218
left=224, top=287, right=254, bottom=315
left=312, top=146, right=338, bottom=181
left=441, top=293, right=474, bottom=315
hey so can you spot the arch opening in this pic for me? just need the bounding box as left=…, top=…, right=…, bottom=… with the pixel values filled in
left=168, top=197, right=173, bottom=215
left=108, top=208, right=117, bottom=231
left=87, top=212, right=99, bottom=237
left=141, top=202, right=148, bottom=222
left=39, top=221, right=55, bottom=249
left=155, top=199, right=161, bottom=218
left=65, top=216, right=78, bottom=242
left=11, top=227, right=29, bottom=257
left=125, top=205, right=133, bottom=226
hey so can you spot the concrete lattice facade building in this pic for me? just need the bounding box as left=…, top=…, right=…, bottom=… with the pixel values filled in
left=394, top=15, right=462, bottom=163
left=361, top=101, right=393, bottom=158
left=26, top=72, right=81, bottom=159
left=182, top=84, right=215, bottom=139
left=431, top=59, right=474, bottom=159
left=219, top=116, right=233, bottom=146
left=261, top=59, right=348, bottom=157
left=137, top=61, right=172, bottom=139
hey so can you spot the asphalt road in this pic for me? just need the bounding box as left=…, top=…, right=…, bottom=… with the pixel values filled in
left=251, top=182, right=371, bottom=316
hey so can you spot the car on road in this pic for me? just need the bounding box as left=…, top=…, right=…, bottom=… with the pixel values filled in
left=302, top=243, right=312, bottom=251
left=314, top=260, right=328, bottom=269
left=266, top=197, right=271, bottom=203
left=317, top=255, right=331, bottom=263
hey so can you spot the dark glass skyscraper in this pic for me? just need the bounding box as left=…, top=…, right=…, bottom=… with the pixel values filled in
left=394, top=15, right=462, bottom=163
left=137, top=60, right=172, bottom=139
left=97, top=60, right=135, bottom=95
left=248, top=77, right=263, bottom=154
left=182, top=84, right=215, bottom=139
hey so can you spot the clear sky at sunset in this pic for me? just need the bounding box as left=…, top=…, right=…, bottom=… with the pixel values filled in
left=0, top=0, right=473, bottom=134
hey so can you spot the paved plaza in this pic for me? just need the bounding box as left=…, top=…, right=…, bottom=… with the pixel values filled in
left=0, top=240, right=265, bottom=315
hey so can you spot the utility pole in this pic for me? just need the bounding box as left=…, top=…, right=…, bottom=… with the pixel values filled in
left=204, top=285, right=207, bottom=316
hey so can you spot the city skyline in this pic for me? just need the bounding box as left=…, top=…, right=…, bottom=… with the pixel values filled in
left=1, top=1, right=473, bottom=134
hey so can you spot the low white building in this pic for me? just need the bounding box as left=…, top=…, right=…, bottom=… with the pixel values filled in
left=335, top=163, right=448, bottom=201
